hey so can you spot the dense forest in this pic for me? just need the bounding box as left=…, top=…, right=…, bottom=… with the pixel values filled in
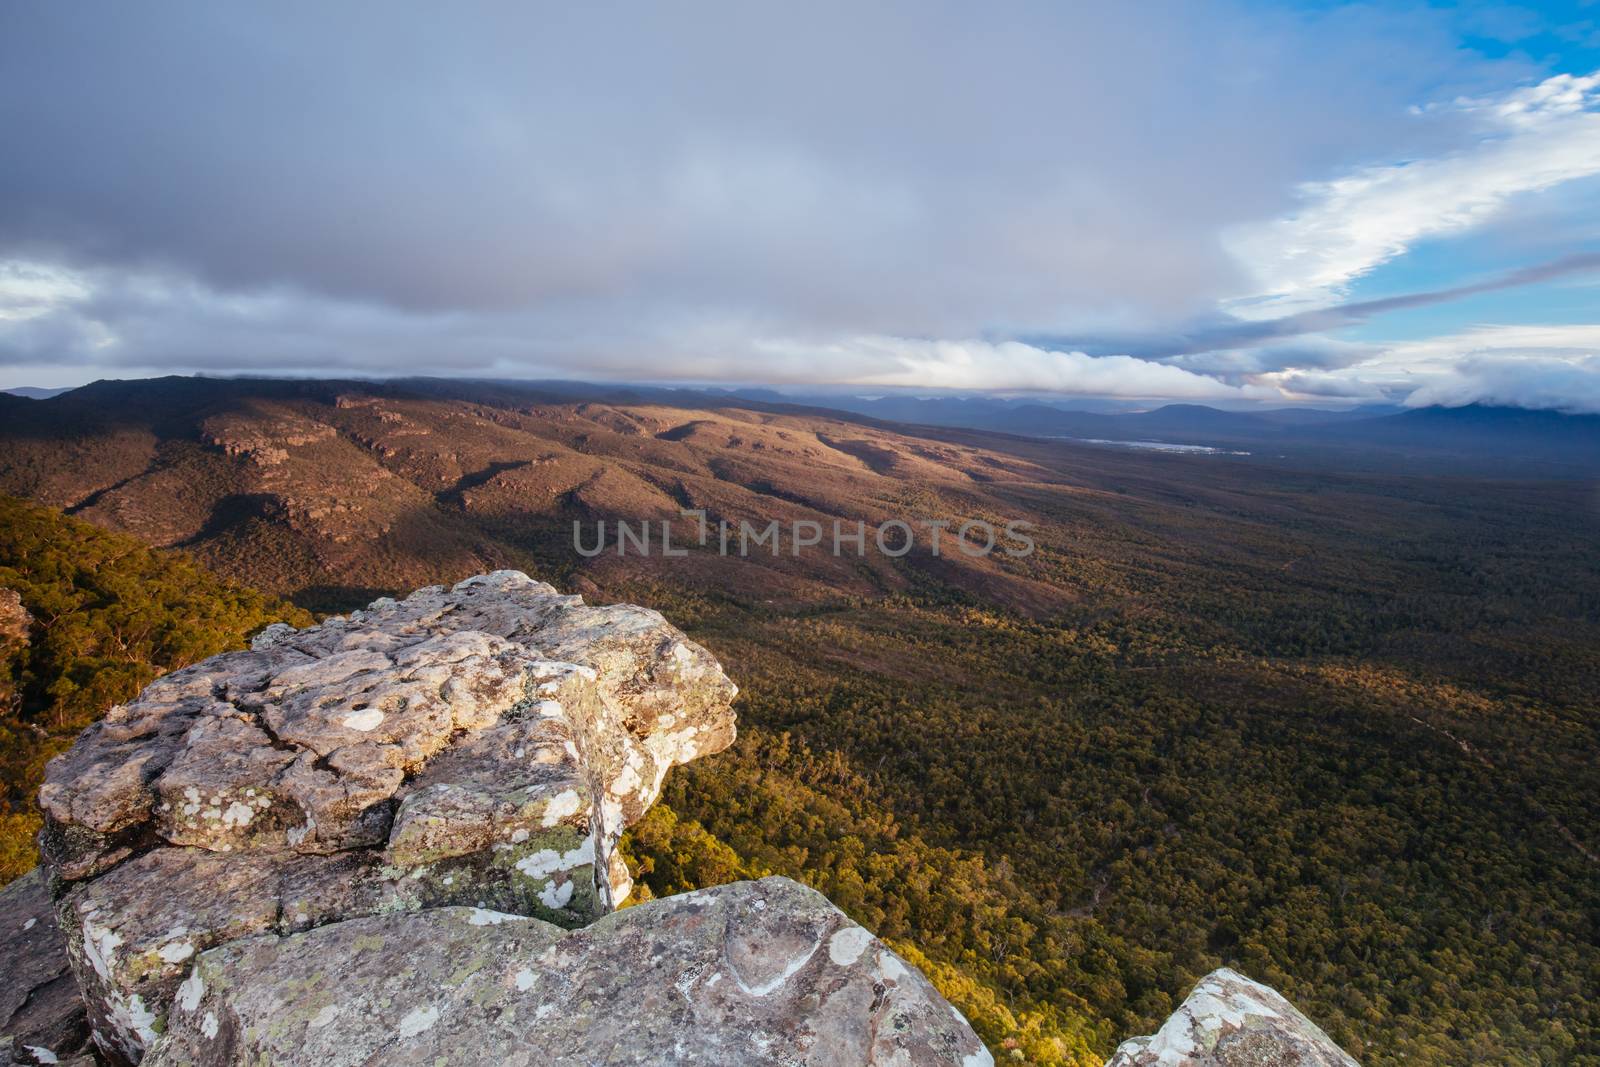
left=1, top=382, right=1597, bottom=1064
left=622, top=588, right=1600, bottom=1065
left=608, top=476, right=1600, bottom=1065
left=0, top=495, right=311, bottom=882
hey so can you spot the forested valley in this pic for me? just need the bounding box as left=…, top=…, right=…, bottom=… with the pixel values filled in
left=1, top=381, right=1596, bottom=1064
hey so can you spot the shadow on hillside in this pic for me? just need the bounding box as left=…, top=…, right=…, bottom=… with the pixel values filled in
left=436, top=460, right=532, bottom=508
left=291, top=585, right=401, bottom=615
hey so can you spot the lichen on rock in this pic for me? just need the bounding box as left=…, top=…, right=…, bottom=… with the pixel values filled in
left=143, top=877, right=992, bottom=1067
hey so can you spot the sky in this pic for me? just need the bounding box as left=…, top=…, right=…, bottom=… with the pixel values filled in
left=2, top=1, right=1600, bottom=410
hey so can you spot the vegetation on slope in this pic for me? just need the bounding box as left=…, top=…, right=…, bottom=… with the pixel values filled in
left=0, top=495, right=312, bottom=883
left=621, top=584, right=1600, bottom=1066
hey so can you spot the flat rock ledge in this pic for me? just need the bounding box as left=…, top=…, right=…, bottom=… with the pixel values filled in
left=144, top=876, right=992, bottom=1067
left=35, top=572, right=742, bottom=1064
left=1105, top=968, right=1359, bottom=1067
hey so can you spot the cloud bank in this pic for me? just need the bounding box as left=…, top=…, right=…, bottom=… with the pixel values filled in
left=1, top=3, right=1598, bottom=413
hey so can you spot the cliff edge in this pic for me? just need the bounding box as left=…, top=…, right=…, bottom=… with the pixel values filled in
left=13, top=572, right=993, bottom=1066
left=2, top=571, right=1362, bottom=1067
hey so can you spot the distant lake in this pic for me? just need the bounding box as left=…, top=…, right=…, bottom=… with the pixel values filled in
left=1052, top=437, right=1251, bottom=455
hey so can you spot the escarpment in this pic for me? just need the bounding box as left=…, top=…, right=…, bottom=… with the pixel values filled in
left=19, top=572, right=995, bottom=1066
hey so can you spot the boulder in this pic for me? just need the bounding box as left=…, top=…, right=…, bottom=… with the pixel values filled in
left=37, top=571, right=738, bottom=1063
left=1105, top=968, right=1358, bottom=1066
left=0, top=869, right=93, bottom=1065
left=0, top=588, right=29, bottom=717
left=145, top=877, right=993, bottom=1067
left=0, top=587, right=28, bottom=648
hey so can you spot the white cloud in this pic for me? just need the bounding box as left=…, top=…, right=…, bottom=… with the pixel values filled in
left=753, top=336, right=1278, bottom=399
left=0, top=261, right=89, bottom=323
left=1401, top=354, right=1600, bottom=411
left=1255, top=323, right=1600, bottom=412
left=1385, top=323, right=1600, bottom=413
left=1227, top=70, right=1600, bottom=317
left=0, top=255, right=1275, bottom=400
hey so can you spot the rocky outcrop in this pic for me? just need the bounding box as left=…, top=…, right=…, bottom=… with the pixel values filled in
left=0, top=587, right=29, bottom=717
left=0, top=869, right=93, bottom=1065
left=0, top=587, right=29, bottom=648
left=1105, top=968, right=1358, bottom=1066
left=145, top=877, right=992, bottom=1067
left=36, top=571, right=740, bottom=1064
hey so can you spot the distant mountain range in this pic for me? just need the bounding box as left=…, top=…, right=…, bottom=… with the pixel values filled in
left=11, top=377, right=1592, bottom=476
left=717, top=391, right=1600, bottom=473
left=0, top=386, right=72, bottom=400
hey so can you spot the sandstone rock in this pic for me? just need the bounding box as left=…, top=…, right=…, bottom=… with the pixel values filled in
left=0, top=869, right=93, bottom=1065
left=1105, top=968, right=1358, bottom=1067
left=200, top=409, right=336, bottom=466
left=0, top=587, right=29, bottom=719
left=0, top=587, right=29, bottom=648
left=145, top=877, right=993, bottom=1067
left=38, top=571, right=738, bottom=1063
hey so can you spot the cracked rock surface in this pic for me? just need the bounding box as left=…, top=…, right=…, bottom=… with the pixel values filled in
left=144, top=877, right=993, bottom=1067
left=1104, top=968, right=1359, bottom=1067
left=36, top=571, right=738, bottom=1064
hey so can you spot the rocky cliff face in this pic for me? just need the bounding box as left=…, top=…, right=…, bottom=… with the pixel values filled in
left=16, top=572, right=995, bottom=1067
left=0, top=587, right=28, bottom=647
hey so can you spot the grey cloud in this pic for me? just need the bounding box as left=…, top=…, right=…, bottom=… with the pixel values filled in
left=1163, top=337, right=1383, bottom=380
left=1269, top=371, right=1392, bottom=400
left=0, top=1, right=1522, bottom=360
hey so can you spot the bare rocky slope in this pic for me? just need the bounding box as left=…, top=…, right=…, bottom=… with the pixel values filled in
left=2, top=571, right=1362, bottom=1067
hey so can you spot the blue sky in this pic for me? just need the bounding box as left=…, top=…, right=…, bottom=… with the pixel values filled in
left=2, top=1, right=1599, bottom=410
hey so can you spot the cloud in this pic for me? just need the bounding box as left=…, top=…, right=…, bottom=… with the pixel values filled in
left=1253, top=324, right=1600, bottom=412
left=1227, top=70, right=1600, bottom=316
left=1164, top=336, right=1384, bottom=380
left=1027, top=252, right=1600, bottom=366
left=1, top=3, right=1595, bottom=413
left=1401, top=354, right=1600, bottom=411
left=751, top=337, right=1276, bottom=399
left=0, top=257, right=1270, bottom=400
left=0, top=3, right=1522, bottom=364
